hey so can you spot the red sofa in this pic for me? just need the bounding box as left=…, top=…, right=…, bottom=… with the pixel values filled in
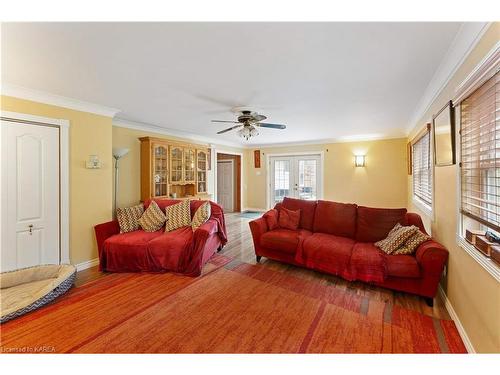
left=94, top=199, right=227, bottom=276
left=249, top=197, right=448, bottom=305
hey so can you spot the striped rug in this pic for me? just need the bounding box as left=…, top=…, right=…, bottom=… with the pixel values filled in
left=0, top=255, right=466, bottom=353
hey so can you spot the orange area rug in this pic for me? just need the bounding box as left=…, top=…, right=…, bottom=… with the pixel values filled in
left=0, top=255, right=467, bottom=353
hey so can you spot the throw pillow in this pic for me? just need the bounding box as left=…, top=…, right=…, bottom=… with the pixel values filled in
left=263, top=209, right=279, bottom=230
left=165, top=199, right=192, bottom=232
left=116, top=204, right=144, bottom=233
left=138, top=200, right=166, bottom=232
left=278, top=207, right=301, bottom=231
left=375, top=223, right=418, bottom=255
left=393, top=230, right=431, bottom=255
left=192, top=201, right=211, bottom=231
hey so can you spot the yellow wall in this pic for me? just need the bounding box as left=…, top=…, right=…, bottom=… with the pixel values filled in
left=407, top=23, right=500, bottom=353
left=1, top=95, right=113, bottom=265
left=246, top=138, right=408, bottom=210
left=112, top=126, right=247, bottom=208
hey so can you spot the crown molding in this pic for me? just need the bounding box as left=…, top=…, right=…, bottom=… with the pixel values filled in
left=454, top=40, right=500, bottom=104
left=1, top=83, right=121, bottom=118
left=248, top=133, right=407, bottom=148
left=113, top=117, right=244, bottom=149
left=407, top=22, right=491, bottom=134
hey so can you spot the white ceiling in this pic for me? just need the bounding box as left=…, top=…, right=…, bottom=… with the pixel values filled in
left=1, top=22, right=463, bottom=146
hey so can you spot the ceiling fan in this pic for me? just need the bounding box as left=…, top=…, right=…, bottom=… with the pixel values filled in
left=212, top=110, right=286, bottom=140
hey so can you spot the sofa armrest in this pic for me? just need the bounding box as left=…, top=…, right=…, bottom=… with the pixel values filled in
left=249, top=216, right=269, bottom=249
left=415, top=240, right=449, bottom=276
left=194, top=218, right=218, bottom=238
left=94, top=220, right=120, bottom=256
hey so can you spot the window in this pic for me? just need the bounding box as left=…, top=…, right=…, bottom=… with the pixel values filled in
left=412, top=125, right=433, bottom=209
left=460, top=71, right=500, bottom=231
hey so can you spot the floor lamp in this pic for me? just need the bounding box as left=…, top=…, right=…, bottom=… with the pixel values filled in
left=113, top=148, right=129, bottom=218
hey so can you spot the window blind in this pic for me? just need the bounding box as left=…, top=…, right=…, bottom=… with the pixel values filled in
left=461, top=71, right=500, bottom=231
left=412, top=126, right=432, bottom=207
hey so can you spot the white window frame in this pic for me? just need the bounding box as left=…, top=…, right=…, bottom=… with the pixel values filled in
left=454, top=42, right=500, bottom=282
left=411, top=127, right=434, bottom=218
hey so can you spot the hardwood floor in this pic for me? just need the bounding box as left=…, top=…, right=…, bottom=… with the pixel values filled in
left=77, top=212, right=450, bottom=319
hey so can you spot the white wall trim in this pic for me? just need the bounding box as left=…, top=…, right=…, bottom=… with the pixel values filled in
left=213, top=148, right=244, bottom=210
left=407, top=22, right=491, bottom=134
left=2, top=83, right=121, bottom=118
left=0, top=110, right=71, bottom=265
left=454, top=41, right=500, bottom=104
left=114, top=118, right=242, bottom=148
left=242, top=207, right=266, bottom=213
left=438, top=286, right=475, bottom=353
left=75, top=258, right=100, bottom=272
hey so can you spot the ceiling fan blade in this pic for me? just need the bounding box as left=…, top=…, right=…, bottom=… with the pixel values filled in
left=252, top=114, right=267, bottom=121
left=211, top=120, right=240, bottom=124
left=257, top=123, right=286, bottom=129
left=217, top=125, right=243, bottom=134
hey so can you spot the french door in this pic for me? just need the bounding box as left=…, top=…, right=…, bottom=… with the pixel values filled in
left=269, top=154, right=322, bottom=207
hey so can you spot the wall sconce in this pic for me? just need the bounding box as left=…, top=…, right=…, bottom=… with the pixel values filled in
left=355, top=155, right=366, bottom=167
left=86, top=155, right=102, bottom=169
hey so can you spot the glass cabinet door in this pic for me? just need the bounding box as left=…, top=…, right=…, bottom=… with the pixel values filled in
left=170, top=146, right=183, bottom=184
left=197, top=150, right=207, bottom=193
left=184, top=148, right=196, bottom=183
left=153, top=144, right=168, bottom=197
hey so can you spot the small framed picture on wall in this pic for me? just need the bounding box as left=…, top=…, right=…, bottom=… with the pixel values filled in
left=433, top=100, right=456, bottom=166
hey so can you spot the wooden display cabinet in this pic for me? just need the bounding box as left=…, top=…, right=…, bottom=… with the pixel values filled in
left=139, top=137, right=211, bottom=201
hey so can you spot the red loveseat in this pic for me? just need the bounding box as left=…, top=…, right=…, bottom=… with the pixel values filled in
left=94, top=199, right=227, bottom=276
left=249, top=197, right=448, bottom=305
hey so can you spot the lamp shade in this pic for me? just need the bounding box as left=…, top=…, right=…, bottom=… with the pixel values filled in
left=113, top=148, right=129, bottom=159
left=355, top=155, right=365, bottom=167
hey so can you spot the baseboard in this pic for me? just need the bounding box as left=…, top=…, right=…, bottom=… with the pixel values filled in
left=438, top=285, right=475, bottom=353
left=242, top=207, right=266, bottom=212
left=75, top=258, right=99, bottom=272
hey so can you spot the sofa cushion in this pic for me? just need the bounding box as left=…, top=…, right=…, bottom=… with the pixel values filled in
left=263, top=209, right=279, bottom=230
left=192, top=201, right=211, bottom=231
left=103, top=230, right=163, bottom=270
left=261, top=229, right=312, bottom=254
left=313, top=200, right=357, bottom=238
left=350, top=242, right=387, bottom=283
left=278, top=207, right=301, bottom=231
left=165, top=200, right=192, bottom=232
left=303, top=233, right=355, bottom=275
left=385, top=254, right=420, bottom=278
left=393, top=230, right=431, bottom=255
left=138, top=200, right=166, bottom=232
left=116, top=204, right=144, bottom=233
left=356, top=206, right=407, bottom=243
left=281, top=197, right=317, bottom=231
left=147, top=227, right=194, bottom=271
left=375, top=223, right=419, bottom=254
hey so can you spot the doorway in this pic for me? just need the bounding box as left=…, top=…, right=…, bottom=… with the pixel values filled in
left=269, top=154, right=322, bottom=207
left=1, top=112, right=70, bottom=272
left=216, top=153, right=241, bottom=212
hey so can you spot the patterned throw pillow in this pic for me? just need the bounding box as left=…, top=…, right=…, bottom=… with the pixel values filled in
left=138, top=200, right=166, bottom=232
left=278, top=207, right=301, bottom=231
left=393, top=230, right=431, bottom=255
left=116, top=204, right=144, bottom=233
left=375, top=223, right=418, bottom=255
left=192, top=201, right=211, bottom=231
left=165, top=199, right=192, bottom=232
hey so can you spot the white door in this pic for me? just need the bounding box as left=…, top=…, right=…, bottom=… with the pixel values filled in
left=270, top=155, right=321, bottom=206
left=1, top=121, right=60, bottom=272
left=217, top=160, right=234, bottom=212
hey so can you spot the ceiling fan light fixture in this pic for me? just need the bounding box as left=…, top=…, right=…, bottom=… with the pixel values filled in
left=237, top=125, right=259, bottom=141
